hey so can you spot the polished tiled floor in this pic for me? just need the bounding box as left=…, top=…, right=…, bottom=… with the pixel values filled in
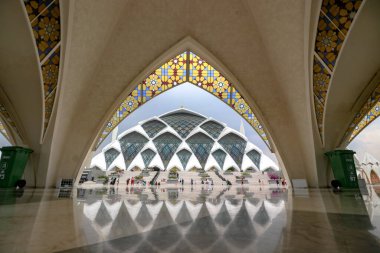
left=0, top=185, right=379, bottom=253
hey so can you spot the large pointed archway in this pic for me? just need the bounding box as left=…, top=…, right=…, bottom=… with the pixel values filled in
left=95, top=50, right=271, bottom=153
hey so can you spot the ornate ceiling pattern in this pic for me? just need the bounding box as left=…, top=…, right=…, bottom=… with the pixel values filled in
left=23, top=0, right=61, bottom=136
left=97, top=51, right=270, bottom=149
left=312, top=0, right=363, bottom=141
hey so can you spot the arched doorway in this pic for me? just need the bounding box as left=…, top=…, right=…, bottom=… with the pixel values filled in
left=370, top=170, right=380, bottom=184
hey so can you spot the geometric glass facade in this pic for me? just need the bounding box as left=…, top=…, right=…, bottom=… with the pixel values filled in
left=141, top=120, right=166, bottom=138
left=176, top=149, right=192, bottom=170
left=104, top=148, right=120, bottom=169
left=119, top=132, right=149, bottom=170
left=153, top=132, right=182, bottom=169
left=92, top=109, right=278, bottom=172
left=246, top=149, right=261, bottom=169
left=186, top=132, right=214, bottom=168
left=219, top=133, right=247, bottom=168
left=141, top=148, right=156, bottom=168
left=212, top=149, right=227, bottom=170
left=160, top=112, right=206, bottom=138
left=200, top=121, right=224, bottom=139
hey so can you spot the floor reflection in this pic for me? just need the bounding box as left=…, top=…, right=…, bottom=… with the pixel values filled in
left=363, top=185, right=380, bottom=239
left=72, top=186, right=287, bottom=253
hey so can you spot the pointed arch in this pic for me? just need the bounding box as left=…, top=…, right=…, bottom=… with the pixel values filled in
left=370, top=170, right=380, bottom=184
left=94, top=38, right=272, bottom=152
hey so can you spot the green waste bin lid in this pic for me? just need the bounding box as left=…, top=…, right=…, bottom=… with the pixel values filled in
left=325, top=149, right=355, bottom=156
left=0, top=146, right=33, bottom=153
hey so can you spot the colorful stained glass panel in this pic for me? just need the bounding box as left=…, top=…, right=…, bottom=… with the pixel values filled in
left=30, top=0, right=60, bottom=61
left=315, top=13, right=345, bottom=71
left=321, top=0, right=363, bottom=35
left=0, top=121, right=10, bottom=141
left=141, top=52, right=187, bottom=103
left=188, top=52, right=230, bottom=104
left=42, top=46, right=60, bottom=98
left=24, top=0, right=54, bottom=21
left=313, top=57, right=330, bottom=104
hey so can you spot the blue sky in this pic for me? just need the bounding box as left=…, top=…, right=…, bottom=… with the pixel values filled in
left=1, top=83, right=379, bottom=164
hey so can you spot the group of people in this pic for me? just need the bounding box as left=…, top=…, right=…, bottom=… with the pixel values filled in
left=126, top=177, right=135, bottom=186
left=275, top=178, right=287, bottom=187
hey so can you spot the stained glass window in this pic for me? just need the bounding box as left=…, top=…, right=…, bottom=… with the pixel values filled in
left=312, top=0, right=364, bottom=140
left=350, top=102, right=380, bottom=141
left=188, top=52, right=231, bottom=104
left=141, top=52, right=187, bottom=103
left=104, top=148, right=120, bottom=169
left=176, top=149, right=192, bottom=170
left=152, top=132, right=182, bottom=169
left=141, top=120, right=166, bottom=138
left=141, top=149, right=156, bottom=168
left=200, top=121, right=224, bottom=139
left=186, top=133, right=214, bottom=168
left=119, top=132, right=148, bottom=169
left=246, top=149, right=261, bottom=169
left=218, top=133, right=247, bottom=168
left=212, top=149, right=227, bottom=170
left=160, top=112, right=206, bottom=138
left=0, top=121, right=9, bottom=141
left=96, top=50, right=272, bottom=151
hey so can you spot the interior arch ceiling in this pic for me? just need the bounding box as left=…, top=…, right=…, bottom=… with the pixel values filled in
left=312, top=0, right=363, bottom=141
left=96, top=51, right=270, bottom=149
left=22, top=0, right=62, bottom=137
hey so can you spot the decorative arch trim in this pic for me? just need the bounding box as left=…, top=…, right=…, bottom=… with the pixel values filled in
left=22, top=0, right=62, bottom=139
left=344, top=83, right=380, bottom=143
left=96, top=45, right=271, bottom=150
left=312, top=0, right=364, bottom=142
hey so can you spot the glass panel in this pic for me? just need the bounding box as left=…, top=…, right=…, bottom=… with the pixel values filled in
left=186, top=132, right=214, bottom=168
left=104, top=148, right=120, bottom=169
left=246, top=149, right=261, bottom=168
left=230, top=87, right=269, bottom=146
left=142, top=52, right=187, bottom=103
left=119, top=132, right=149, bottom=169
left=160, top=112, right=206, bottom=139
left=188, top=52, right=231, bottom=104
left=176, top=149, right=192, bottom=170
left=0, top=121, right=9, bottom=141
left=153, top=132, right=182, bottom=169
left=141, top=120, right=166, bottom=138
left=212, top=149, right=227, bottom=170
left=200, top=121, right=224, bottom=139
left=218, top=133, right=247, bottom=168
left=141, top=149, right=156, bottom=168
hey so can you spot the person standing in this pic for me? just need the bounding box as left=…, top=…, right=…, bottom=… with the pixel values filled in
left=126, top=178, right=130, bottom=186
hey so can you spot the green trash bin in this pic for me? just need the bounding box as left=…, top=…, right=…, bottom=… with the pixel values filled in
left=0, top=146, right=33, bottom=188
left=325, top=149, right=358, bottom=189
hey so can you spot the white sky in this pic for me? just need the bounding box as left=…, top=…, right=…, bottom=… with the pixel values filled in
left=0, top=83, right=378, bottom=164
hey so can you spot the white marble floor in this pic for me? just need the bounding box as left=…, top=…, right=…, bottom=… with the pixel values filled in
left=0, top=185, right=379, bottom=253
